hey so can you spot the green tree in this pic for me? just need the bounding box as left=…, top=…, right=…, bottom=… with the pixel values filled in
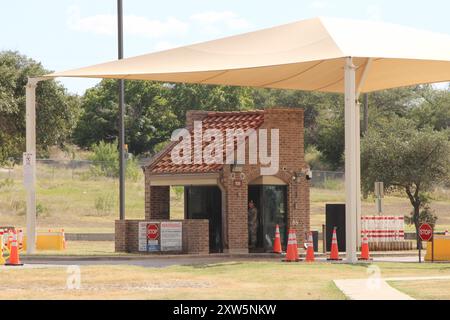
left=361, top=116, right=450, bottom=247
left=168, top=83, right=254, bottom=120
left=75, top=81, right=254, bottom=155
left=409, top=85, right=450, bottom=131
left=0, top=51, right=80, bottom=163
left=368, top=86, right=422, bottom=118
left=74, top=79, right=178, bottom=155
left=88, top=140, right=140, bottom=181
left=315, top=103, right=345, bottom=170
left=252, top=88, right=343, bottom=147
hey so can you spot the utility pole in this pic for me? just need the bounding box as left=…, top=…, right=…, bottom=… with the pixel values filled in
left=117, top=0, right=125, bottom=220
left=362, top=93, right=369, bottom=135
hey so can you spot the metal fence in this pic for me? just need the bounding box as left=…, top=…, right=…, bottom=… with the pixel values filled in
left=0, top=159, right=149, bottom=181
left=1, top=161, right=345, bottom=185
left=310, top=170, right=345, bottom=188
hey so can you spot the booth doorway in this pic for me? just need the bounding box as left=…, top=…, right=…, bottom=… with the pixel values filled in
left=185, top=186, right=223, bottom=253
left=248, top=185, right=288, bottom=252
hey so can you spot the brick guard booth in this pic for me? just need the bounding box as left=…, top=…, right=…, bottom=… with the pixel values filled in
left=115, top=108, right=310, bottom=254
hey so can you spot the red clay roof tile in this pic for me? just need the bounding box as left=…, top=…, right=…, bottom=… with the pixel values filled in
left=147, top=110, right=265, bottom=174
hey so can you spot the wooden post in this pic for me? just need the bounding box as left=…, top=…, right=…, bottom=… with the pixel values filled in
left=322, top=224, right=326, bottom=253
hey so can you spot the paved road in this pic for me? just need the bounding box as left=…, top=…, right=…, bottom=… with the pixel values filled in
left=19, top=255, right=425, bottom=269
left=22, top=256, right=275, bottom=268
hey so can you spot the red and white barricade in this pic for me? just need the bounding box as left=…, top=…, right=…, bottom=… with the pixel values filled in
left=361, top=216, right=405, bottom=243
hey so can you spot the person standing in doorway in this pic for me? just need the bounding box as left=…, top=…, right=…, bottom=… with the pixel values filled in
left=248, top=200, right=258, bottom=249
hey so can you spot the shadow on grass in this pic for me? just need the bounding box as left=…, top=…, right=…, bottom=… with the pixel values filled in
left=190, top=262, right=246, bottom=269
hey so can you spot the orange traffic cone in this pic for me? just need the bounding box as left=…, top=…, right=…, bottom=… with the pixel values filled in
left=273, top=225, right=282, bottom=254
left=305, top=232, right=315, bottom=262
left=283, top=229, right=300, bottom=262
left=6, top=229, right=13, bottom=251
left=359, top=232, right=372, bottom=261
left=6, top=231, right=23, bottom=266
left=328, top=227, right=342, bottom=261
left=0, top=230, right=6, bottom=265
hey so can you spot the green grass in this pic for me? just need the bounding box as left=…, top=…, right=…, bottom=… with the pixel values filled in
left=0, top=262, right=449, bottom=299
left=389, top=279, right=450, bottom=300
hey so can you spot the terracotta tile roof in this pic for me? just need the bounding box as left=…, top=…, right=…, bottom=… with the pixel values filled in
left=146, top=110, right=265, bottom=174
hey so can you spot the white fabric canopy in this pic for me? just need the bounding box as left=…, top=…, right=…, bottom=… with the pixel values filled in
left=46, top=17, right=450, bottom=92
left=28, top=16, right=449, bottom=261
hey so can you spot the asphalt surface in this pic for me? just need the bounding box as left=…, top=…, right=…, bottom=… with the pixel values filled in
left=22, top=256, right=276, bottom=268
left=18, top=255, right=424, bottom=268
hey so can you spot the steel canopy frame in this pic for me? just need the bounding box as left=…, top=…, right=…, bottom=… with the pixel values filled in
left=25, top=58, right=365, bottom=261
left=23, top=16, right=450, bottom=261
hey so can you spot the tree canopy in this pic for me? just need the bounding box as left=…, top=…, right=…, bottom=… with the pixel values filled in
left=361, top=116, right=450, bottom=246
left=0, top=51, right=80, bottom=163
left=74, top=80, right=255, bottom=155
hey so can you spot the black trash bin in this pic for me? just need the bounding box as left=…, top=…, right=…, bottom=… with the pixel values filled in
left=325, top=204, right=346, bottom=252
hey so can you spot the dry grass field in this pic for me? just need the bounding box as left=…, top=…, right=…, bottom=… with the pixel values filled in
left=0, top=262, right=449, bottom=300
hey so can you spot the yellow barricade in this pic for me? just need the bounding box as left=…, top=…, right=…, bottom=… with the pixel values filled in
left=425, top=236, right=450, bottom=262
left=22, top=232, right=66, bottom=251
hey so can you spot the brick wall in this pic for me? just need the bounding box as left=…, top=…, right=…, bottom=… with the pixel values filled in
left=142, top=107, right=310, bottom=254
left=220, top=166, right=249, bottom=253
left=185, top=110, right=208, bottom=129
left=115, top=219, right=209, bottom=254
left=182, top=219, right=210, bottom=254
left=220, top=108, right=310, bottom=250
left=262, top=108, right=310, bottom=245
left=115, top=220, right=126, bottom=252
left=145, top=186, right=170, bottom=220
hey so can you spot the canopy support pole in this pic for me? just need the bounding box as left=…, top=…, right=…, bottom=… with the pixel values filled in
left=355, top=58, right=372, bottom=248
left=117, top=0, right=126, bottom=221
left=25, top=78, right=40, bottom=254
left=344, top=57, right=359, bottom=263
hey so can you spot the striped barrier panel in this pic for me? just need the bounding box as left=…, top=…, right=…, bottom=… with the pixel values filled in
left=361, top=216, right=405, bottom=242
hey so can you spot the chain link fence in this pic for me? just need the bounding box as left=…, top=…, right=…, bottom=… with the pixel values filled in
left=0, top=159, right=149, bottom=181
left=310, top=170, right=345, bottom=189
left=1, top=161, right=344, bottom=185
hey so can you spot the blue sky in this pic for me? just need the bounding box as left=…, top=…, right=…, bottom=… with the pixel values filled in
left=1, top=0, right=450, bottom=94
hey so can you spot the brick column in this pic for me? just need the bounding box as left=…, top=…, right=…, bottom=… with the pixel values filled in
left=115, top=220, right=127, bottom=252
left=145, top=186, right=170, bottom=220
left=287, top=178, right=310, bottom=245
left=222, top=170, right=249, bottom=254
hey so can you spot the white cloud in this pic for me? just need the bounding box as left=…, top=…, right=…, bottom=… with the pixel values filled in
left=190, top=11, right=251, bottom=34
left=366, top=4, right=383, bottom=21
left=309, top=1, right=330, bottom=9
left=67, top=6, right=188, bottom=38
left=433, top=82, right=449, bottom=90
left=154, top=41, right=176, bottom=51
left=67, top=7, right=251, bottom=40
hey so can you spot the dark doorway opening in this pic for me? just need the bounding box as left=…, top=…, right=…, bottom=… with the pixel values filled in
left=185, top=186, right=222, bottom=253
left=248, top=185, right=288, bottom=252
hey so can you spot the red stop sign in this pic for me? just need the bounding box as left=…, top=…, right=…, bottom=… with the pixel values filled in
left=419, top=223, right=433, bottom=241
left=147, top=223, right=159, bottom=240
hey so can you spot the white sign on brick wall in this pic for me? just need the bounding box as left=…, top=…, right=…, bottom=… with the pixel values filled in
left=138, top=222, right=148, bottom=252
left=160, top=221, right=182, bottom=252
